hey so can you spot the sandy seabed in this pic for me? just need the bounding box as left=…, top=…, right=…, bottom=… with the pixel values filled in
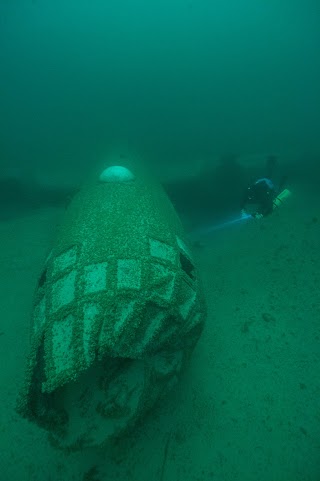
left=0, top=188, right=319, bottom=481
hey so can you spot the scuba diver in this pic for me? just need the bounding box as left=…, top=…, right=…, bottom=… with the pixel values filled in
left=241, top=155, right=288, bottom=219
left=241, top=177, right=276, bottom=218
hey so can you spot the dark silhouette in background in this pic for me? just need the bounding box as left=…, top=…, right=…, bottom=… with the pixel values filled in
left=163, top=153, right=247, bottom=228
left=0, top=172, right=73, bottom=220
left=0, top=152, right=318, bottom=224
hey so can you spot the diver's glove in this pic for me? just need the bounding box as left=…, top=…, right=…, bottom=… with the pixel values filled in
left=253, top=212, right=264, bottom=219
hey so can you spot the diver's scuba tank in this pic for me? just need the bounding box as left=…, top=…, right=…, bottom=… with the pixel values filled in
left=272, top=188, right=291, bottom=210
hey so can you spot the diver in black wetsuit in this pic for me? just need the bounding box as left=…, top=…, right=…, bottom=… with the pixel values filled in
left=241, top=177, right=275, bottom=218
left=241, top=155, right=287, bottom=218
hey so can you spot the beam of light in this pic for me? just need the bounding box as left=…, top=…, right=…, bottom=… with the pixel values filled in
left=189, top=212, right=252, bottom=240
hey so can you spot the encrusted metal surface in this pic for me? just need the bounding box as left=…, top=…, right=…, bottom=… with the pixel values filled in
left=17, top=168, right=206, bottom=449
